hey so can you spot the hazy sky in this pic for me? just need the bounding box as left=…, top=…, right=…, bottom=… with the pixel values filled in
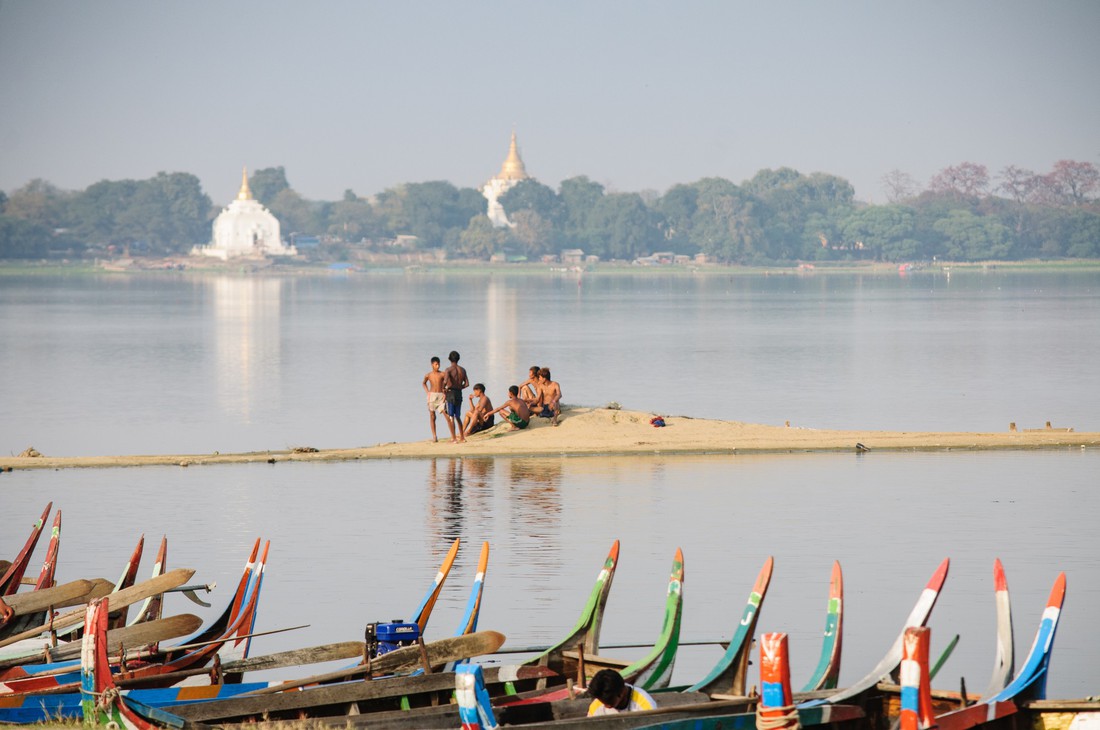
left=2, top=2, right=1098, bottom=204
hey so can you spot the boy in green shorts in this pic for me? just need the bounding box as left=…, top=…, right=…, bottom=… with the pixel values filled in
left=487, top=385, right=533, bottom=430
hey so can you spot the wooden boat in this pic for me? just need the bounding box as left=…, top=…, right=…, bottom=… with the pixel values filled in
left=888, top=570, right=1067, bottom=730
left=129, top=535, right=169, bottom=629
left=0, top=504, right=58, bottom=638
left=167, top=640, right=557, bottom=724
left=411, top=537, right=461, bottom=634
left=524, top=540, right=619, bottom=679
left=687, top=556, right=773, bottom=696
left=108, top=534, right=146, bottom=629
left=0, top=567, right=196, bottom=656
left=78, top=596, right=195, bottom=730
left=0, top=541, right=264, bottom=694
left=0, top=502, right=52, bottom=598
left=801, top=559, right=843, bottom=692
left=451, top=631, right=867, bottom=730
left=802, top=557, right=950, bottom=708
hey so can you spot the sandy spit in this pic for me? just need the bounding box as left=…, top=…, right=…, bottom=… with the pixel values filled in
left=2, top=408, right=1096, bottom=471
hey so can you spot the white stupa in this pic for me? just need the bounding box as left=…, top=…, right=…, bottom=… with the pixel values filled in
left=192, top=168, right=297, bottom=260
left=482, top=132, right=530, bottom=227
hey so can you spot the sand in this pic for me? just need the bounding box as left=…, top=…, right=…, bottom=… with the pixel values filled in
left=1, top=407, right=1096, bottom=471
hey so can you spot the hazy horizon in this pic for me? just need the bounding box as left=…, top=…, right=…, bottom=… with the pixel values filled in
left=2, top=2, right=1098, bottom=205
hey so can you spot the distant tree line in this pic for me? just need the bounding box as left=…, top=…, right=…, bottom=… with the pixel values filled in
left=2, top=160, right=1098, bottom=262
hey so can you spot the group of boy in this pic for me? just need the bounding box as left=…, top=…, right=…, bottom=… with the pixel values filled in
left=422, top=353, right=562, bottom=443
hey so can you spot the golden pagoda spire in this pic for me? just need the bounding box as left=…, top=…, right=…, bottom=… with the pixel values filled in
left=497, top=131, right=529, bottom=181
left=237, top=166, right=253, bottom=200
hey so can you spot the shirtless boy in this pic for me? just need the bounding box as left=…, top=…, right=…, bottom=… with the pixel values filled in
left=462, top=384, right=495, bottom=437
left=536, top=367, right=562, bottom=426
left=422, top=356, right=447, bottom=442
left=520, top=365, right=541, bottom=407
left=487, top=385, right=533, bottom=430
left=443, top=350, right=470, bottom=443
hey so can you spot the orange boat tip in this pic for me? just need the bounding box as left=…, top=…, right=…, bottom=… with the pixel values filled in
left=1047, top=572, right=1067, bottom=606
left=926, top=558, right=950, bottom=589
left=993, top=559, right=1008, bottom=591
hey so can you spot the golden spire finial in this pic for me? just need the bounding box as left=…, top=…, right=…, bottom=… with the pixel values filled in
left=237, top=166, right=253, bottom=200
left=497, top=131, right=529, bottom=181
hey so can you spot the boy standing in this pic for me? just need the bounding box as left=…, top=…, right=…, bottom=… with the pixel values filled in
left=487, top=385, right=533, bottom=430
left=422, top=356, right=447, bottom=442
left=462, top=383, right=495, bottom=437
left=443, top=350, right=470, bottom=443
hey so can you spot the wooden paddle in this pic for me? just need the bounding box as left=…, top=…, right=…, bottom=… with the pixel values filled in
left=241, top=629, right=506, bottom=696
left=0, top=568, right=195, bottom=649
left=2, top=579, right=113, bottom=617
left=114, top=639, right=370, bottom=689
left=0, top=613, right=204, bottom=670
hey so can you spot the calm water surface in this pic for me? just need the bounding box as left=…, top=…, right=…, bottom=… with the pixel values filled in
left=2, top=451, right=1097, bottom=696
left=2, top=270, right=1098, bottom=456
left=1, top=270, right=1097, bottom=697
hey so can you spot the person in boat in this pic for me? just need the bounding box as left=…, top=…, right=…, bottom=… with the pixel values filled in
left=443, top=350, right=470, bottom=443
left=535, top=367, right=562, bottom=426
left=462, top=383, right=495, bottom=437
left=422, top=356, right=448, bottom=442
left=586, top=668, right=656, bottom=716
left=486, top=385, right=533, bottom=430
left=520, top=365, right=541, bottom=407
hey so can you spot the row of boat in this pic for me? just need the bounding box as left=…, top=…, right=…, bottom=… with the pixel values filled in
left=1, top=502, right=1095, bottom=729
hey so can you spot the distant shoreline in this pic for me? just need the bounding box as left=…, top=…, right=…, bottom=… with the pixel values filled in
left=3, top=407, right=1096, bottom=471
left=2, top=258, right=1100, bottom=278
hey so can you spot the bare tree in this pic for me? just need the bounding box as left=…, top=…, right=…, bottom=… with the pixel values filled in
left=881, top=169, right=918, bottom=203
left=927, top=162, right=990, bottom=198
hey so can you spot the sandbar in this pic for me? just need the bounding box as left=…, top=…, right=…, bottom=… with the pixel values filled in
left=1, top=407, right=1096, bottom=471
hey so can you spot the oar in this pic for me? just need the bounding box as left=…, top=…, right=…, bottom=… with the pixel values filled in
left=163, top=623, right=308, bottom=652
left=0, top=613, right=204, bottom=669
left=240, top=630, right=506, bottom=696
left=494, top=639, right=732, bottom=654
left=2, top=579, right=97, bottom=616
left=0, top=568, right=195, bottom=649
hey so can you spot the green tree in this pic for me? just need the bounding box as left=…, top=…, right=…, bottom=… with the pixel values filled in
left=506, top=209, right=556, bottom=258
left=326, top=189, right=377, bottom=242
left=0, top=215, right=53, bottom=258
left=249, top=167, right=290, bottom=206
left=499, top=179, right=561, bottom=225
left=68, top=179, right=141, bottom=246
left=841, top=205, right=920, bottom=261
left=933, top=209, right=1011, bottom=260
left=4, top=179, right=69, bottom=231
left=459, top=214, right=507, bottom=259
left=269, top=188, right=318, bottom=237
left=586, top=193, right=661, bottom=260
left=110, top=172, right=211, bottom=253
left=655, top=182, right=699, bottom=251
left=558, top=176, right=605, bottom=247
left=1064, top=210, right=1100, bottom=257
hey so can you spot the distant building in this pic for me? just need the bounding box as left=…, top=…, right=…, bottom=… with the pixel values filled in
left=192, top=168, right=297, bottom=260
left=482, top=132, right=530, bottom=227
left=561, top=248, right=585, bottom=265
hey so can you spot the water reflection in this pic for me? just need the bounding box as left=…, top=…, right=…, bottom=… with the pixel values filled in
left=507, top=458, right=563, bottom=530
left=210, top=277, right=284, bottom=421
left=426, top=458, right=497, bottom=543
left=484, top=279, right=521, bottom=392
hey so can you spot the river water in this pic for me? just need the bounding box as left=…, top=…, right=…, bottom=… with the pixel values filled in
left=1, top=269, right=1098, bottom=697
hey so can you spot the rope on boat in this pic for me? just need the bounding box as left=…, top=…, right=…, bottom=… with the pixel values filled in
left=756, top=704, right=801, bottom=730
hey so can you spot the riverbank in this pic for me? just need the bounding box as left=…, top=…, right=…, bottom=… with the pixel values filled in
left=2, top=407, right=1096, bottom=471
left=3, top=258, right=1100, bottom=278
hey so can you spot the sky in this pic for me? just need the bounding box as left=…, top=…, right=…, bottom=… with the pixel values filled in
left=2, top=1, right=1098, bottom=205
